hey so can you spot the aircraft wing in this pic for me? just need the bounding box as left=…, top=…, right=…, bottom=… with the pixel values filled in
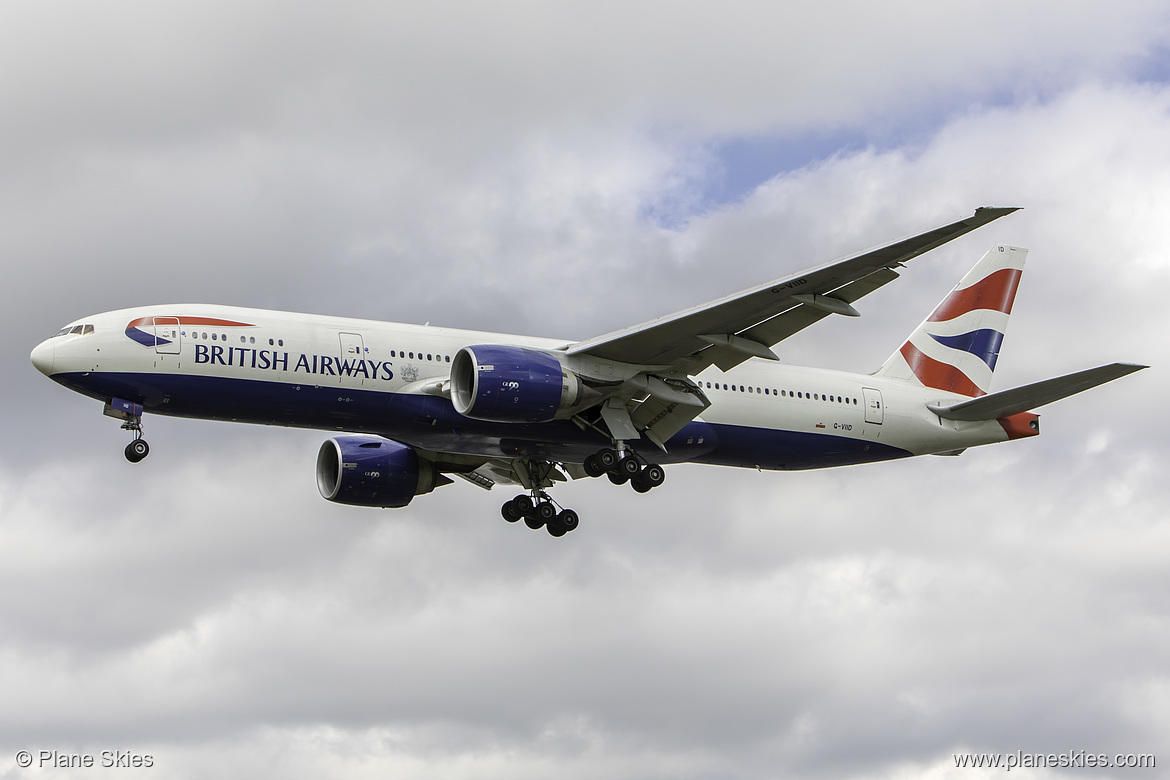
left=566, top=207, right=1019, bottom=372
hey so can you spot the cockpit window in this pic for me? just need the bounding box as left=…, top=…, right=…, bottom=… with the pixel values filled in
left=53, top=324, right=95, bottom=337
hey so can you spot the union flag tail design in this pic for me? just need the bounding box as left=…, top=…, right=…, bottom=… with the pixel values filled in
left=875, top=245, right=1027, bottom=397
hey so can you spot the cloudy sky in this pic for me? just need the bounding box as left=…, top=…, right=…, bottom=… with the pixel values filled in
left=2, top=2, right=1169, bottom=777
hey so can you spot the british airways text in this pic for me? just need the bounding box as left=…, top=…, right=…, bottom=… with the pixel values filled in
left=194, top=344, right=394, bottom=380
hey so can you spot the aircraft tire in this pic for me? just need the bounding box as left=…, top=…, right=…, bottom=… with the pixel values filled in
left=642, top=464, right=665, bottom=488
left=583, top=454, right=605, bottom=477
left=607, top=470, right=629, bottom=485
left=558, top=509, right=579, bottom=533
left=125, top=439, right=149, bottom=463
left=501, top=500, right=522, bottom=522
left=619, top=456, right=641, bottom=477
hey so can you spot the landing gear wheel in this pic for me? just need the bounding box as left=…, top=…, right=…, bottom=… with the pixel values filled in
left=583, top=454, right=605, bottom=478
left=512, top=494, right=534, bottom=515
left=619, top=455, right=641, bottom=477
left=597, top=448, right=618, bottom=470
left=536, top=501, right=557, bottom=521
left=524, top=514, right=546, bottom=530
left=546, top=509, right=579, bottom=537
left=558, top=509, right=579, bottom=533
left=607, top=470, right=629, bottom=486
left=124, top=439, right=149, bottom=463
left=642, top=464, right=665, bottom=488
left=501, top=500, right=522, bottom=522
left=631, top=473, right=652, bottom=493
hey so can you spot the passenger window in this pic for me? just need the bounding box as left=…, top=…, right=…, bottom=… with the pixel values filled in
left=211, top=333, right=217, bottom=341
left=278, top=339, right=283, bottom=347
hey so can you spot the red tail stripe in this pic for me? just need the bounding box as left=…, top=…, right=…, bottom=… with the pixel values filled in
left=899, top=342, right=984, bottom=397
left=928, top=268, right=1022, bottom=323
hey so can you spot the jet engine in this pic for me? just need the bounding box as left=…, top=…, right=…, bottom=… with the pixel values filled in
left=316, top=435, right=442, bottom=508
left=451, top=344, right=584, bottom=423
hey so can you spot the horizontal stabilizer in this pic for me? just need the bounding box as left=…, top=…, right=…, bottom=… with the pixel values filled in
left=927, top=363, right=1147, bottom=421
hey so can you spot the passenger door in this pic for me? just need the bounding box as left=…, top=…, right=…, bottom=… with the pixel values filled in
left=338, top=332, right=367, bottom=386
left=153, top=317, right=180, bottom=355
left=862, top=387, right=884, bottom=424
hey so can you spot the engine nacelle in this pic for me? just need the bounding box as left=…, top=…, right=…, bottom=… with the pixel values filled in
left=316, top=435, right=441, bottom=508
left=451, top=344, right=583, bottom=423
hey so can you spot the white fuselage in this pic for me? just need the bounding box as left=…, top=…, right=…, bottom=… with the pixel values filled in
left=31, top=304, right=1023, bottom=470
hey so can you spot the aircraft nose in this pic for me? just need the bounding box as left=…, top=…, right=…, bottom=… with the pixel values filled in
left=30, top=338, right=55, bottom=376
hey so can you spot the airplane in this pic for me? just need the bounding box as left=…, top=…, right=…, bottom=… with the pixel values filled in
left=30, top=207, right=1145, bottom=537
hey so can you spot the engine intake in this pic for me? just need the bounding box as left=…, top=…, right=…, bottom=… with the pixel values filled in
left=451, top=344, right=583, bottom=423
left=316, top=435, right=441, bottom=508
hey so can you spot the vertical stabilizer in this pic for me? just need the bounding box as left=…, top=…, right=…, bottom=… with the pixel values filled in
left=875, top=245, right=1027, bottom=397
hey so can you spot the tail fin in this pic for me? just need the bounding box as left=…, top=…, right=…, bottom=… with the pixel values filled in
left=876, top=245, right=1027, bottom=397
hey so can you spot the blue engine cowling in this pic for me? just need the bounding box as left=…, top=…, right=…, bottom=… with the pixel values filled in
left=451, top=344, right=583, bottom=423
left=316, top=435, right=441, bottom=508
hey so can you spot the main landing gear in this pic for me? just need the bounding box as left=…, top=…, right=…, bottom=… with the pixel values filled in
left=501, top=492, right=580, bottom=537
left=498, top=448, right=665, bottom=538
left=582, top=448, right=666, bottom=493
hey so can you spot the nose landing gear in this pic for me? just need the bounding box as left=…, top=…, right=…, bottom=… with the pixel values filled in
left=105, top=398, right=150, bottom=463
